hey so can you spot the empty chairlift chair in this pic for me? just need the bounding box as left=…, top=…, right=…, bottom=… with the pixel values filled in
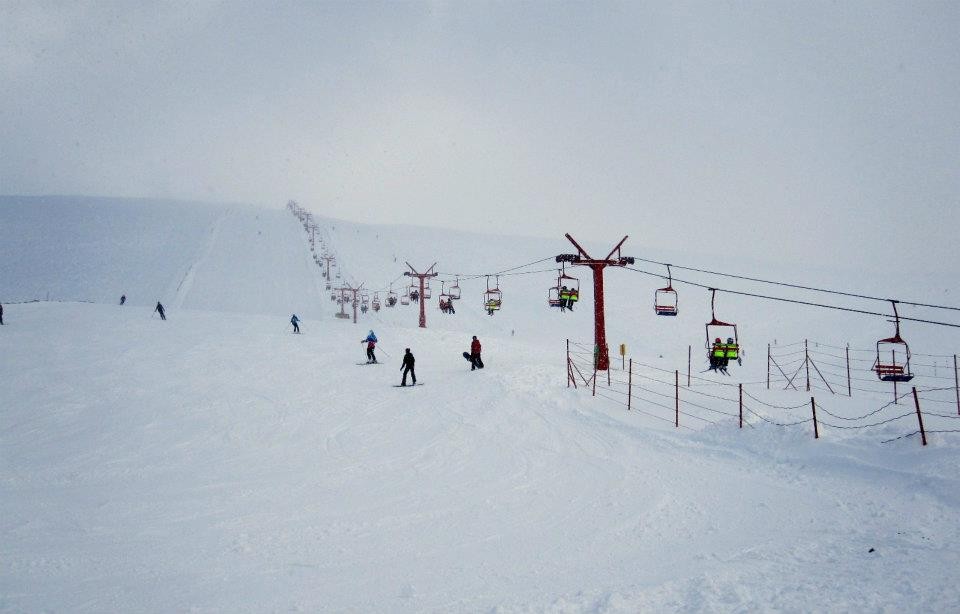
left=873, top=301, right=914, bottom=382
left=654, top=265, right=679, bottom=316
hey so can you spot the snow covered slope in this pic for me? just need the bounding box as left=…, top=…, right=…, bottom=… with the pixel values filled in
left=0, top=196, right=327, bottom=318
left=2, top=196, right=960, bottom=612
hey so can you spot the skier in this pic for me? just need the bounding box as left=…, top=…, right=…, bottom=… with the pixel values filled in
left=400, top=348, right=416, bottom=386
left=291, top=314, right=300, bottom=333
left=724, top=337, right=741, bottom=369
left=120, top=294, right=126, bottom=305
left=0, top=302, right=4, bottom=325
left=155, top=301, right=166, bottom=321
left=362, top=330, right=378, bottom=363
left=469, top=335, right=484, bottom=370
left=709, top=337, right=724, bottom=372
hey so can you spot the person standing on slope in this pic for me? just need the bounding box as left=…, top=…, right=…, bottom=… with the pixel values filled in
left=0, top=302, right=4, bottom=325
left=400, top=348, right=416, bottom=386
left=120, top=294, right=126, bottom=306
left=469, top=335, right=484, bottom=370
left=362, top=330, right=378, bottom=363
left=155, top=301, right=166, bottom=321
left=291, top=314, right=300, bottom=333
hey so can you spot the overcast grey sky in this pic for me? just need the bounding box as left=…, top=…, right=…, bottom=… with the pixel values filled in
left=2, top=1, right=958, bottom=272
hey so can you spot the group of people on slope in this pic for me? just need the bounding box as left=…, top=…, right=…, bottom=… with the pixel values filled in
left=709, top=337, right=740, bottom=375
left=348, top=328, right=483, bottom=386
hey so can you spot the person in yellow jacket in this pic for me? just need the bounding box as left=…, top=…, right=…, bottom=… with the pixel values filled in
left=567, top=288, right=578, bottom=311
left=710, top=338, right=725, bottom=372
left=559, top=286, right=570, bottom=312
left=723, top=337, right=741, bottom=372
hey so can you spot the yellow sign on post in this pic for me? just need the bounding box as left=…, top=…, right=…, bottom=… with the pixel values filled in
left=619, top=344, right=626, bottom=356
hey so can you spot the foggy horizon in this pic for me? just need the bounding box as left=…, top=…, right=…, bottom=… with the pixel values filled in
left=2, top=1, right=958, bottom=272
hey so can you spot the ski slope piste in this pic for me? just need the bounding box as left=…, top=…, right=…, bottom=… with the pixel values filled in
left=1, top=195, right=959, bottom=612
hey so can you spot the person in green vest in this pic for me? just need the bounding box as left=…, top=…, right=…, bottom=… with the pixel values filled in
left=710, top=337, right=725, bottom=372
left=724, top=337, right=740, bottom=371
left=567, top=288, right=578, bottom=311
left=559, top=286, right=570, bottom=312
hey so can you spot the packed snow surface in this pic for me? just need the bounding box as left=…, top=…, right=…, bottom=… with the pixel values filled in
left=2, top=197, right=959, bottom=612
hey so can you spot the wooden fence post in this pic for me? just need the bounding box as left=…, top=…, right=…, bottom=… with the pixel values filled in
left=767, top=344, right=771, bottom=390
left=805, top=339, right=811, bottom=392
left=739, top=383, right=743, bottom=429
left=811, top=397, right=819, bottom=439
left=675, top=369, right=679, bottom=428
left=687, top=345, right=691, bottom=387
left=846, top=344, right=852, bottom=397
left=912, top=387, right=927, bottom=446
left=627, top=359, right=633, bottom=411
left=566, top=339, right=571, bottom=388
left=954, top=355, right=959, bottom=416
left=592, top=357, right=597, bottom=397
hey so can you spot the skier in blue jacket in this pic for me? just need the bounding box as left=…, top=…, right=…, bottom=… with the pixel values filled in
left=290, top=314, right=300, bottom=333
left=362, top=330, right=378, bottom=363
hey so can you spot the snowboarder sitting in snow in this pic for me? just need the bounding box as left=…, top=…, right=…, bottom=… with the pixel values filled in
left=469, top=335, right=484, bottom=370
left=155, top=301, right=166, bottom=321
left=291, top=314, right=300, bottom=333
left=362, top=330, right=378, bottom=363
left=401, top=348, right=416, bottom=386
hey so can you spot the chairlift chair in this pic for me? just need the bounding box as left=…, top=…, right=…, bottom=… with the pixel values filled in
left=448, top=278, right=462, bottom=300
left=484, top=276, right=502, bottom=313
left=372, top=292, right=381, bottom=312
left=873, top=301, right=914, bottom=382
left=654, top=264, right=679, bottom=316
left=704, top=289, right=739, bottom=360
left=549, top=265, right=579, bottom=308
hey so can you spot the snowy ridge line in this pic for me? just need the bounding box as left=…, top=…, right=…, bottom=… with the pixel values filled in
left=569, top=340, right=960, bottom=443
left=1, top=298, right=98, bottom=305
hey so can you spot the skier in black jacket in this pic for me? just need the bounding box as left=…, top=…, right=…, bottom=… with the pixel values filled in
left=155, top=301, right=166, bottom=320
left=400, top=348, right=416, bottom=386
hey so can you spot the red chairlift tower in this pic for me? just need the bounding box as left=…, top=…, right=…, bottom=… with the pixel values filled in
left=557, top=234, right=634, bottom=370
left=404, top=262, right=438, bottom=328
